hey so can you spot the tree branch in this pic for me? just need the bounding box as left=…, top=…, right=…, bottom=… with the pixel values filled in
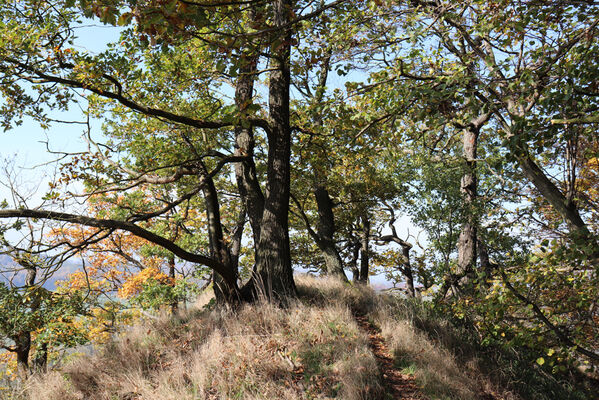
left=5, top=57, right=272, bottom=134
left=0, top=209, right=231, bottom=279
left=500, top=269, right=599, bottom=362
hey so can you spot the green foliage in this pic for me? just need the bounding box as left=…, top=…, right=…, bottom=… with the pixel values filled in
left=130, top=277, right=199, bottom=311
left=0, top=282, right=88, bottom=349
left=0, top=0, right=598, bottom=394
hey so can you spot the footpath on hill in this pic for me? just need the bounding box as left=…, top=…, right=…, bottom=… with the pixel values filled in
left=352, top=311, right=427, bottom=400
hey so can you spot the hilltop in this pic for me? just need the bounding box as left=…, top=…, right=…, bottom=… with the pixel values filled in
left=3, top=276, right=592, bottom=400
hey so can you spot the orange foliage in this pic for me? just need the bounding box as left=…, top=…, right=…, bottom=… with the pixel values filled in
left=118, top=267, right=173, bottom=299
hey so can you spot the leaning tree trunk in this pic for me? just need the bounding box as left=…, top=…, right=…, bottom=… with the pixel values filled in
left=516, top=151, right=593, bottom=237
left=457, top=126, right=479, bottom=283
left=252, top=0, right=296, bottom=299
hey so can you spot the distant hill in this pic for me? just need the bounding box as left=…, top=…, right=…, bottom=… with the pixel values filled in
left=0, top=254, right=82, bottom=290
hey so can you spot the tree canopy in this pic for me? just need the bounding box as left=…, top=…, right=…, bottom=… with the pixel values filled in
left=0, top=0, right=598, bottom=384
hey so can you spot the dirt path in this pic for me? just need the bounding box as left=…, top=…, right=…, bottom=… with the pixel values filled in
left=353, top=313, right=427, bottom=400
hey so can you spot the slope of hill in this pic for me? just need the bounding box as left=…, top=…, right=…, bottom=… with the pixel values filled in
left=12, top=276, right=596, bottom=400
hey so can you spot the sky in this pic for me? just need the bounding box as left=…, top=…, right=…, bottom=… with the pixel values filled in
left=1, top=22, right=121, bottom=206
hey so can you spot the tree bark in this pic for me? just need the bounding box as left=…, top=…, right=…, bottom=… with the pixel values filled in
left=252, top=0, right=296, bottom=299
left=401, top=243, right=416, bottom=298
left=168, top=255, right=178, bottom=314
left=234, top=47, right=264, bottom=250
left=199, top=162, right=240, bottom=304
left=14, top=265, right=37, bottom=377
left=457, top=126, right=479, bottom=281
left=349, top=240, right=361, bottom=282
left=15, top=332, right=31, bottom=378
left=516, top=151, right=592, bottom=236
left=359, top=214, right=370, bottom=284
left=513, top=147, right=599, bottom=263
left=314, top=186, right=347, bottom=280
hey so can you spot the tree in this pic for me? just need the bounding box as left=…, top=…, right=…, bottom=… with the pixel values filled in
left=0, top=0, right=352, bottom=303
left=0, top=253, right=88, bottom=377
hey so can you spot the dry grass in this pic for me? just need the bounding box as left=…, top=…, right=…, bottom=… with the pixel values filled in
left=21, top=274, right=577, bottom=400
left=26, top=278, right=383, bottom=400
left=295, top=275, right=518, bottom=400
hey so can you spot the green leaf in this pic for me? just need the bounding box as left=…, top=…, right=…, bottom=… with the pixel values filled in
left=536, top=357, right=545, bottom=365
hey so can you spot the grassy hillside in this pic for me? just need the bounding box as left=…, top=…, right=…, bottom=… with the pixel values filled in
left=8, top=276, right=595, bottom=399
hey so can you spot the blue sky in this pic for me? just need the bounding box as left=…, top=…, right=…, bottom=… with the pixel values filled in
left=1, top=21, right=121, bottom=205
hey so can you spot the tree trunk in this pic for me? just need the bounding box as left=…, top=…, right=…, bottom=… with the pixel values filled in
left=349, top=240, right=361, bottom=282
left=457, top=127, right=479, bottom=281
left=514, top=148, right=599, bottom=263
left=13, top=264, right=38, bottom=377
left=517, top=152, right=592, bottom=236
left=168, top=255, right=178, bottom=314
left=314, top=186, right=347, bottom=280
left=199, top=162, right=240, bottom=304
left=401, top=244, right=416, bottom=298
left=478, top=238, right=495, bottom=282
left=15, top=332, right=31, bottom=378
left=252, top=0, right=296, bottom=299
left=359, top=215, right=370, bottom=284
left=234, top=48, right=264, bottom=250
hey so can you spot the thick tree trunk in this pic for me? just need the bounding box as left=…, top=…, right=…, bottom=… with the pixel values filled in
left=457, top=127, right=479, bottom=281
left=314, top=186, right=347, bottom=280
left=252, top=0, right=296, bottom=299
left=359, top=215, right=370, bottom=284
left=234, top=49, right=264, bottom=249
